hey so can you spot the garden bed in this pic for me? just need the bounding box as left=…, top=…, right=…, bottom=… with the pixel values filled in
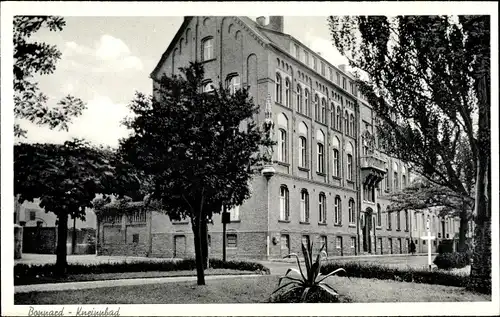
left=15, top=259, right=270, bottom=285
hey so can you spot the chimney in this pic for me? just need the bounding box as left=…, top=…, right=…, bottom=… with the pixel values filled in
left=267, top=16, right=284, bottom=33
left=256, top=16, right=266, bottom=26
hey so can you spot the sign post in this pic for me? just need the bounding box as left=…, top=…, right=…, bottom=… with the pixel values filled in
left=421, top=217, right=435, bottom=271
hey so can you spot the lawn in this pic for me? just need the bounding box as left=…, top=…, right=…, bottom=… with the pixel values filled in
left=15, top=275, right=491, bottom=304
left=16, top=268, right=253, bottom=285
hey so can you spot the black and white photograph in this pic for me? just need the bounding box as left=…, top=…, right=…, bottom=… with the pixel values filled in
left=1, top=2, right=498, bottom=316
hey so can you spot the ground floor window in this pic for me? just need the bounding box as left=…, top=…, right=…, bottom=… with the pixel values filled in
left=320, top=235, right=327, bottom=254
left=227, top=234, right=237, bottom=248
left=281, top=234, right=290, bottom=251
left=132, top=234, right=139, bottom=244
left=350, top=237, right=356, bottom=249
left=378, top=237, right=383, bottom=254
left=301, top=235, right=310, bottom=247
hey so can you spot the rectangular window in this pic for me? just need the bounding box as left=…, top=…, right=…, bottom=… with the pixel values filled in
left=333, top=149, right=339, bottom=177
left=295, top=44, right=300, bottom=59
left=321, top=62, right=325, bottom=76
left=227, top=234, right=237, bottom=248
left=202, top=38, right=214, bottom=61
left=279, top=186, right=289, bottom=221
left=29, top=210, right=36, bottom=221
left=312, top=56, right=317, bottom=70
left=320, top=235, right=327, bottom=253
left=336, top=236, right=343, bottom=249
left=132, top=233, right=139, bottom=244
left=342, top=77, right=346, bottom=89
left=378, top=237, right=382, bottom=252
left=229, top=206, right=240, bottom=221
left=304, top=51, right=309, bottom=65
left=351, top=237, right=356, bottom=248
left=302, top=235, right=310, bottom=247
left=387, top=211, right=392, bottom=230
left=347, top=154, right=353, bottom=180
left=281, top=234, right=290, bottom=251
left=329, top=67, right=333, bottom=81
left=317, top=143, right=324, bottom=173
left=336, top=72, right=340, bottom=84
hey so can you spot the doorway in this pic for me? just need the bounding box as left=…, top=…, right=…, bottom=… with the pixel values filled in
left=363, top=209, right=373, bottom=253
left=174, top=235, right=186, bottom=258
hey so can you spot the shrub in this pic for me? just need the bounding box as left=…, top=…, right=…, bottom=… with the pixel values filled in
left=433, top=252, right=471, bottom=270
left=271, top=241, right=347, bottom=303
left=320, top=261, right=469, bottom=289
left=437, top=240, right=454, bottom=254
left=14, top=258, right=270, bottom=285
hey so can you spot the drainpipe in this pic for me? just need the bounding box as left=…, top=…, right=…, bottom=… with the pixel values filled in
left=355, top=100, right=362, bottom=255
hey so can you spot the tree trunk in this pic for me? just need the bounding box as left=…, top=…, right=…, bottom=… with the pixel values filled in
left=457, top=203, right=469, bottom=252
left=201, top=218, right=209, bottom=269
left=192, top=215, right=205, bottom=285
left=56, top=213, right=68, bottom=274
left=468, top=65, right=491, bottom=294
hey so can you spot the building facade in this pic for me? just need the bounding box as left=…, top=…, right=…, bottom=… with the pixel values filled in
left=97, top=16, right=461, bottom=260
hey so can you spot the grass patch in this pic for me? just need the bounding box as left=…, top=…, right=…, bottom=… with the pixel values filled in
left=14, top=275, right=490, bottom=304
left=15, top=258, right=270, bottom=285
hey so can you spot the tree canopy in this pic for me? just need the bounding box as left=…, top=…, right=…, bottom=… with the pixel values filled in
left=329, top=15, right=490, bottom=293
left=120, top=62, right=271, bottom=284
left=14, top=16, right=86, bottom=138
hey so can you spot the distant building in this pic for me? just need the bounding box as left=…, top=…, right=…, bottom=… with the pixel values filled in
left=14, top=198, right=96, bottom=254
left=97, top=16, right=461, bottom=260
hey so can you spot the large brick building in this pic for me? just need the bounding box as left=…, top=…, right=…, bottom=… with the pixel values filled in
left=96, top=16, right=462, bottom=260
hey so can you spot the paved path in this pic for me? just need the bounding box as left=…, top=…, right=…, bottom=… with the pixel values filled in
left=15, top=274, right=262, bottom=294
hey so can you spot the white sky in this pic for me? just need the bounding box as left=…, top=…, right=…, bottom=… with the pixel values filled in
left=14, top=16, right=349, bottom=148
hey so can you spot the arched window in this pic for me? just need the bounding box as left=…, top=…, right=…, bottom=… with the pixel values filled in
left=316, top=130, right=325, bottom=174
left=319, top=193, right=327, bottom=224
left=330, top=103, right=335, bottom=129
left=334, top=196, right=342, bottom=225
left=336, top=106, right=342, bottom=131
left=304, top=89, right=310, bottom=116
left=227, top=74, right=240, bottom=94
left=285, top=78, right=291, bottom=107
left=277, top=114, right=288, bottom=162
left=377, top=204, right=382, bottom=227
left=405, top=210, right=409, bottom=231
left=275, top=73, right=282, bottom=104
left=300, top=189, right=310, bottom=223
left=296, top=85, right=303, bottom=113
left=298, top=122, right=308, bottom=168
left=350, top=113, right=355, bottom=137
left=202, top=37, right=213, bottom=61
left=314, top=94, right=320, bottom=121
left=321, top=98, right=326, bottom=124
left=397, top=211, right=401, bottom=230
left=203, top=81, right=214, bottom=93
left=344, top=111, right=349, bottom=135
left=279, top=185, right=289, bottom=221
left=348, top=199, right=355, bottom=224
left=346, top=142, right=354, bottom=181
left=332, top=136, right=340, bottom=178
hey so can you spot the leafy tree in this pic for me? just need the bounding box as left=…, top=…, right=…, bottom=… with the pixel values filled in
left=329, top=15, right=490, bottom=293
left=387, top=177, right=474, bottom=248
left=120, top=62, right=271, bottom=285
left=14, top=139, right=137, bottom=272
left=14, top=16, right=86, bottom=138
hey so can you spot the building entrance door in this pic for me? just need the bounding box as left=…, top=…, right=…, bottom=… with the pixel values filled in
left=363, top=209, right=373, bottom=253
left=174, top=235, right=186, bottom=258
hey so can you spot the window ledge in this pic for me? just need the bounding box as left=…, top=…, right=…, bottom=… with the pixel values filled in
left=201, top=58, right=216, bottom=64
left=230, top=220, right=241, bottom=223
left=172, top=221, right=189, bottom=225
left=318, top=222, right=327, bottom=226
left=332, top=176, right=341, bottom=181
left=298, top=166, right=310, bottom=172
left=334, top=223, right=342, bottom=227
left=299, top=221, right=310, bottom=225
left=387, top=228, right=392, bottom=231
left=347, top=180, right=355, bottom=185
left=376, top=226, right=382, bottom=230
left=276, top=161, right=290, bottom=167
left=396, top=229, right=401, bottom=232
left=278, top=219, right=291, bottom=223
left=316, top=172, right=326, bottom=177
left=348, top=224, right=356, bottom=228
left=315, top=120, right=327, bottom=126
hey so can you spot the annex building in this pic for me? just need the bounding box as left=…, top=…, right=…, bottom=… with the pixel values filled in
left=96, top=16, right=462, bottom=260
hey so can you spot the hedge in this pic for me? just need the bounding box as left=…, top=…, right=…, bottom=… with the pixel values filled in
left=14, top=258, right=270, bottom=285
left=321, top=261, right=470, bottom=289
left=433, top=252, right=471, bottom=270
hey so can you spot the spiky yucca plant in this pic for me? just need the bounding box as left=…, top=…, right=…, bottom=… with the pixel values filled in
left=272, top=241, right=347, bottom=302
